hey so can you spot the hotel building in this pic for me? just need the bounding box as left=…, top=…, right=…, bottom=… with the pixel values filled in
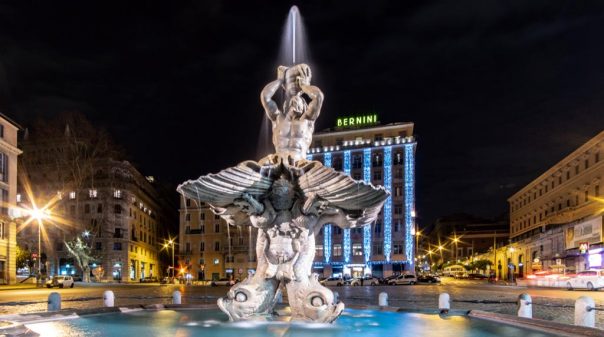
left=308, top=116, right=416, bottom=278
left=508, top=130, right=604, bottom=275
left=0, top=114, right=22, bottom=285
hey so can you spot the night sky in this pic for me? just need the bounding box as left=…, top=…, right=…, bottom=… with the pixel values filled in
left=2, top=1, right=604, bottom=226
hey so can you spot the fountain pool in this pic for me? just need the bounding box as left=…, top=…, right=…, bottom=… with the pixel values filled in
left=19, top=308, right=558, bottom=337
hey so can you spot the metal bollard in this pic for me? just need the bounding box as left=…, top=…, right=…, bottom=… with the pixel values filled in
left=517, top=293, right=532, bottom=318
left=378, top=292, right=388, bottom=307
left=438, top=293, right=450, bottom=314
left=48, top=292, right=61, bottom=311
left=103, top=290, right=115, bottom=307
left=172, top=290, right=181, bottom=305
left=574, top=296, right=595, bottom=328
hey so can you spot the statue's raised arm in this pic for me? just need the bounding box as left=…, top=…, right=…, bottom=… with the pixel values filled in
left=261, top=66, right=287, bottom=122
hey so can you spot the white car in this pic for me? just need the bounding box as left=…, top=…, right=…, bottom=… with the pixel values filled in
left=350, top=276, right=379, bottom=286
left=320, top=277, right=346, bottom=286
left=46, top=276, right=75, bottom=288
left=566, top=270, right=604, bottom=291
left=388, top=274, right=417, bottom=285
left=211, top=278, right=236, bottom=287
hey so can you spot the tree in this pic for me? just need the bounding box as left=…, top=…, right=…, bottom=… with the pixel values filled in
left=64, top=236, right=97, bottom=283
left=16, top=245, right=31, bottom=270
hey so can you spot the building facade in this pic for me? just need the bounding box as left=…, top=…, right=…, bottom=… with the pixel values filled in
left=178, top=199, right=258, bottom=282
left=17, top=120, right=173, bottom=282
left=308, top=119, right=416, bottom=278
left=0, top=114, right=22, bottom=284
left=508, top=130, right=604, bottom=275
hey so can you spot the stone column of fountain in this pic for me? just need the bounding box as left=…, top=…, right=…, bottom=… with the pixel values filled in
left=177, top=7, right=389, bottom=323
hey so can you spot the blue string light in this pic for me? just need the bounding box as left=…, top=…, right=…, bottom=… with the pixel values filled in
left=323, top=152, right=332, bottom=263
left=343, top=150, right=352, bottom=264
left=383, top=146, right=392, bottom=262
left=363, top=148, right=371, bottom=264
left=306, top=154, right=313, bottom=160
left=404, top=144, right=415, bottom=265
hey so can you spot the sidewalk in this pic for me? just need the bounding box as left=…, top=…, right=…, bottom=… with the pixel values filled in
left=0, top=284, right=38, bottom=291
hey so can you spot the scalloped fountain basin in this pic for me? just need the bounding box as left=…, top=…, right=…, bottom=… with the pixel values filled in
left=20, top=309, right=558, bottom=337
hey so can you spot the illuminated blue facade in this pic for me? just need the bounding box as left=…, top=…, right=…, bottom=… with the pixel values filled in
left=383, top=146, right=392, bottom=261
left=323, top=152, right=333, bottom=263
left=363, top=148, right=372, bottom=264
left=404, top=144, right=415, bottom=265
left=343, top=150, right=352, bottom=263
left=306, top=123, right=415, bottom=278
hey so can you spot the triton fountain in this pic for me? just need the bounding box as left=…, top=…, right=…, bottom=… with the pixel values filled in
left=177, top=11, right=389, bottom=321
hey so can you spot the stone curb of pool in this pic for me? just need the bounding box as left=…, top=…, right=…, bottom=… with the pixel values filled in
left=0, top=304, right=602, bottom=337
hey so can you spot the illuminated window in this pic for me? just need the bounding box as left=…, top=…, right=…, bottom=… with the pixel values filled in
left=352, top=243, right=363, bottom=256
left=114, top=190, right=122, bottom=199
left=69, top=191, right=76, bottom=199
left=315, top=244, right=324, bottom=257
left=16, top=193, right=21, bottom=203
left=89, top=189, right=98, bottom=198
left=333, top=244, right=342, bottom=256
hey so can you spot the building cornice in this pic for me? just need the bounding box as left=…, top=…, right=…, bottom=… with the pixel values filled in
left=0, top=139, right=22, bottom=155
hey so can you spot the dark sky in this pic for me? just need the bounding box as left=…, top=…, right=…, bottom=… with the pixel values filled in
left=2, top=1, right=604, bottom=226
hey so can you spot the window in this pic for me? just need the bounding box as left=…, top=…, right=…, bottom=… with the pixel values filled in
left=373, top=170, right=382, bottom=181
left=95, top=242, right=102, bottom=250
left=0, top=153, right=7, bottom=183
left=315, top=244, right=324, bottom=257
left=333, top=157, right=343, bottom=171
left=69, top=191, right=76, bottom=199
left=585, top=190, right=589, bottom=202
left=374, top=134, right=383, bottom=142
left=575, top=166, right=579, bottom=175
left=70, top=205, right=76, bottom=215
left=214, top=241, right=220, bottom=251
left=200, top=225, right=205, bottom=234
left=114, top=190, right=122, bottom=199
left=0, top=222, right=4, bottom=240
left=0, top=124, right=3, bottom=138
left=394, top=221, right=402, bottom=232
left=585, top=159, right=589, bottom=170
left=16, top=193, right=21, bottom=203
left=596, top=185, right=600, bottom=197
left=114, top=204, right=122, bottom=214
left=113, top=242, right=122, bottom=250
left=185, top=242, right=191, bottom=253
left=372, top=154, right=382, bottom=167
left=566, top=171, right=570, bottom=180
left=395, top=168, right=403, bottom=179
left=374, top=222, right=382, bottom=236
left=185, top=225, right=190, bottom=234
left=200, top=241, right=205, bottom=251
left=334, top=226, right=342, bottom=235
left=89, top=189, right=98, bottom=198
left=214, top=214, right=220, bottom=220
left=97, top=204, right=103, bottom=213
left=333, top=244, right=342, bottom=256
left=352, top=155, right=362, bottom=169
left=186, top=199, right=191, bottom=207
left=394, top=185, right=403, bottom=197
left=394, top=205, right=403, bottom=215
left=353, top=172, right=362, bottom=180
left=353, top=243, right=363, bottom=256
left=393, top=243, right=403, bottom=254
left=394, top=152, right=403, bottom=165
left=214, top=223, right=220, bottom=233
left=200, top=213, right=205, bottom=220
left=596, top=152, right=600, bottom=163
left=185, top=214, right=191, bottom=222
left=372, top=243, right=383, bottom=255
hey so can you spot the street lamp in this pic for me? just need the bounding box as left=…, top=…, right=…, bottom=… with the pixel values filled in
left=163, top=239, right=175, bottom=280
left=29, top=207, right=50, bottom=285
left=452, top=236, right=460, bottom=263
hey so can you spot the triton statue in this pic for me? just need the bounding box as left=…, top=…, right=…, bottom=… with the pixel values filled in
left=177, top=64, right=388, bottom=323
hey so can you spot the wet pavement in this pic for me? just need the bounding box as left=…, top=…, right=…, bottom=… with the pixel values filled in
left=1, top=278, right=603, bottom=329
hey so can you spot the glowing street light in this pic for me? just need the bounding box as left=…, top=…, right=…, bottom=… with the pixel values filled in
left=163, top=238, right=176, bottom=280
left=28, top=206, right=50, bottom=283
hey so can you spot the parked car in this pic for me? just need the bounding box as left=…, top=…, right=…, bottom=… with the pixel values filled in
left=467, top=273, right=488, bottom=280
left=388, top=274, right=417, bottom=285
left=211, top=278, right=236, bottom=287
left=380, top=275, right=399, bottom=285
left=566, top=270, right=604, bottom=291
left=417, top=274, right=441, bottom=283
left=320, top=277, right=346, bottom=286
left=46, top=276, right=75, bottom=288
left=350, top=276, right=379, bottom=286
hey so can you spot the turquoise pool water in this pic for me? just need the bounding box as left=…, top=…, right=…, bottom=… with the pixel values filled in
left=24, top=309, right=558, bottom=337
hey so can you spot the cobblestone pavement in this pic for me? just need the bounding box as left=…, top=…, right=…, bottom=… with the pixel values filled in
left=1, top=278, right=603, bottom=330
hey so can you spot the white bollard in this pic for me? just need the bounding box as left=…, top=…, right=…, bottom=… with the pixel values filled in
left=439, top=293, right=450, bottom=314
left=574, top=296, right=595, bottom=328
left=103, top=290, right=115, bottom=307
left=378, top=292, right=388, bottom=307
left=172, top=290, right=181, bottom=305
left=517, top=293, right=532, bottom=318
left=334, top=291, right=340, bottom=303
left=48, top=292, right=61, bottom=311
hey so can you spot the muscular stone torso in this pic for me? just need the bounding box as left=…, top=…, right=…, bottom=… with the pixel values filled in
left=272, top=115, right=314, bottom=161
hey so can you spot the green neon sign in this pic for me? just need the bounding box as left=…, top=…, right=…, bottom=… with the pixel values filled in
left=336, top=114, right=378, bottom=128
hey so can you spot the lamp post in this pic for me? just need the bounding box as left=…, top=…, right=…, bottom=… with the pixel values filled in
left=30, top=207, right=50, bottom=286
left=164, top=239, right=175, bottom=280
left=453, top=237, right=459, bottom=263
